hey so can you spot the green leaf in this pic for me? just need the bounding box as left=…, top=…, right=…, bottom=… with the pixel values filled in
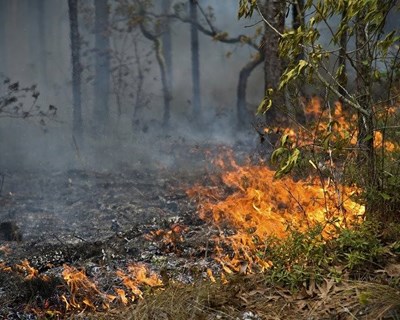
left=274, top=148, right=301, bottom=178
left=271, top=147, right=288, bottom=164
left=322, top=132, right=333, bottom=150
left=379, top=192, right=391, bottom=201
left=257, top=97, right=272, bottom=114
left=362, top=134, right=373, bottom=142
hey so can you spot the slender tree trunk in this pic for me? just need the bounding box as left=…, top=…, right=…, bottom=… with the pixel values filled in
left=338, top=6, right=348, bottom=104
left=190, top=0, right=201, bottom=122
left=292, top=0, right=304, bottom=61
left=140, top=23, right=172, bottom=127
left=237, top=52, right=264, bottom=127
left=132, top=40, right=144, bottom=126
left=27, top=0, right=47, bottom=85
left=68, top=0, right=83, bottom=141
left=292, top=0, right=306, bottom=123
left=37, top=0, right=47, bottom=86
left=355, top=10, right=375, bottom=202
left=259, top=0, right=286, bottom=125
left=162, top=0, right=173, bottom=89
left=0, top=1, right=7, bottom=76
left=94, top=0, right=110, bottom=134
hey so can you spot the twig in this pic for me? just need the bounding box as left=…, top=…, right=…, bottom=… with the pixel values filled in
left=72, top=135, right=81, bottom=160
left=255, top=1, right=283, bottom=37
left=73, top=234, right=87, bottom=242
left=52, top=233, right=65, bottom=246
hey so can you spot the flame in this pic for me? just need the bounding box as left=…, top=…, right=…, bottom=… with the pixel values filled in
left=187, top=100, right=377, bottom=272
left=16, top=259, right=39, bottom=280
left=194, top=96, right=400, bottom=273
left=61, top=264, right=111, bottom=311
left=115, top=288, right=128, bottom=305
left=263, top=100, right=398, bottom=153
left=188, top=154, right=365, bottom=272
left=116, top=263, right=162, bottom=301
left=207, top=268, right=216, bottom=283
left=145, top=223, right=188, bottom=250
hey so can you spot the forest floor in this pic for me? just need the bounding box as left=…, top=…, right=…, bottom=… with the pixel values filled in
left=0, top=141, right=400, bottom=319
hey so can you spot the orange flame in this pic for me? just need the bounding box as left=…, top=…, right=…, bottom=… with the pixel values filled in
left=188, top=104, right=368, bottom=272
left=116, top=263, right=162, bottom=302
left=62, top=264, right=111, bottom=311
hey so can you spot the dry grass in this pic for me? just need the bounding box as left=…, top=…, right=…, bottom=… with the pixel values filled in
left=76, top=276, right=400, bottom=320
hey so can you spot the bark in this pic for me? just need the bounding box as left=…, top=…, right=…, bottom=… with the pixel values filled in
left=292, top=0, right=304, bottom=61
left=161, top=0, right=173, bottom=89
left=68, top=0, right=83, bottom=141
left=259, top=0, right=286, bottom=125
left=237, top=52, right=264, bottom=127
left=190, top=0, right=201, bottom=122
left=338, top=6, right=348, bottom=104
left=94, top=0, right=110, bottom=133
left=132, top=41, right=144, bottom=124
left=355, top=10, right=375, bottom=194
left=140, top=23, right=172, bottom=127
left=292, top=0, right=306, bottom=123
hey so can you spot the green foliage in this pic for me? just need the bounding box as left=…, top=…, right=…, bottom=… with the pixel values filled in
left=260, top=222, right=387, bottom=289
left=240, top=0, right=400, bottom=222
left=237, top=0, right=256, bottom=19
left=256, top=88, right=274, bottom=114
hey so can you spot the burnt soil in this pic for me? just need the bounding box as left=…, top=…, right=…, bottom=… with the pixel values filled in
left=0, top=162, right=224, bottom=318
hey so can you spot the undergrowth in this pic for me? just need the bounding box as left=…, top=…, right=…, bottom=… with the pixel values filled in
left=261, top=222, right=389, bottom=289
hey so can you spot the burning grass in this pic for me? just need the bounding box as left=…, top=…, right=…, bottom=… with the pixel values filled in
left=187, top=149, right=365, bottom=274
left=1, top=99, right=400, bottom=318
left=0, top=259, right=164, bottom=317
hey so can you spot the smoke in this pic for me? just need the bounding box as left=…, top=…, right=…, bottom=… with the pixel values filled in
left=0, top=0, right=265, bottom=173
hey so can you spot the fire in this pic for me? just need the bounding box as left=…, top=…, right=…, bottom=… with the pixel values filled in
left=188, top=155, right=365, bottom=272
left=263, top=100, right=398, bottom=153
left=144, top=223, right=188, bottom=251
left=16, top=259, right=39, bottom=280
left=0, top=260, right=164, bottom=314
left=116, top=263, right=162, bottom=301
left=61, top=265, right=108, bottom=311
left=187, top=100, right=382, bottom=273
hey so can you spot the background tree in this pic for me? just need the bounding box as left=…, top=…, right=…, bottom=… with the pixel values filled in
left=93, top=0, right=111, bottom=134
left=68, top=0, right=83, bottom=142
left=189, top=0, right=201, bottom=123
left=170, top=2, right=263, bottom=127
left=0, top=2, right=7, bottom=76
left=161, top=0, right=173, bottom=90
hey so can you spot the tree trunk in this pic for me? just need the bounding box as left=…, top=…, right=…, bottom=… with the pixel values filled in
left=37, top=0, right=47, bottom=86
left=292, top=0, right=306, bottom=123
left=292, top=0, right=304, bottom=61
left=27, top=0, right=47, bottom=85
left=140, top=23, right=172, bottom=127
left=162, top=0, right=173, bottom=89
left=259, top=0, right=286, bottom=125
left=0, top=1, right=7, bottom=76
left=68, top=0, right=83, bottom=142
left=338, top=6, right=348, bottom=104
left=237, top=52, right=264, bottom=127
left=94, top=0, right=110, bottom=134
left=190, top=0, right=201, bottom=122
left=355, top=9, right=376, bottom=213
